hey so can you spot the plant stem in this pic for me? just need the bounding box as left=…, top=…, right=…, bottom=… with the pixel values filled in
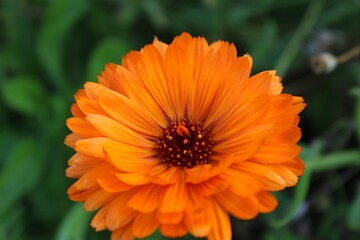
left=336, top=45, right=360, bottom=64
left=274, top=0, right=327, bottom=77
left=306, top=150, right=360, bottom=172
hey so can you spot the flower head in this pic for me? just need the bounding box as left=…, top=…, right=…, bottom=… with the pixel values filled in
left=65, top=33, right=306, bottom=240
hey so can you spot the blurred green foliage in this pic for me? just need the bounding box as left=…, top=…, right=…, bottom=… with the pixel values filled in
left=1, top=0, right=360, bottom=239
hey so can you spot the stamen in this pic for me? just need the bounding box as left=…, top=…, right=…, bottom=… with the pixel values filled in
left=155, top=120, right=213, bottom=169
left=176, top=124, right=190, bottom=137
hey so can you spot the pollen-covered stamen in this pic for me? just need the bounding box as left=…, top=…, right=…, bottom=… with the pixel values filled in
left=155, top=120, right=213, bottom=169
left=176, top=124, right=190, bottom=137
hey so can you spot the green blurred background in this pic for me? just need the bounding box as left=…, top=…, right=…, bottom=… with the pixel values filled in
left=1, top=0, right=360, bottom=239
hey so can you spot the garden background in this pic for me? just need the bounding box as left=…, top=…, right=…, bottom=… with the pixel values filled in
left=1, top=0, right=360, bottom=239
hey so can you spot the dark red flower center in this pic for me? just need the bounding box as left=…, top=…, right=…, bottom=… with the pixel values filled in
left=155, top=120, right=213, bottom=169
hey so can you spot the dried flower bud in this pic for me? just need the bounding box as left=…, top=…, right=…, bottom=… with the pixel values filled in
left=310, top=52, right=338, bottom=74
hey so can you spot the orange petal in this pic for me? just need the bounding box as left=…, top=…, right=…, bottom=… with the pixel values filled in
left=138, top=45, right=175, bottom=119
left=70, top=103, right=85, bottom=117
left=66, top=154, right=100, bottom=178
left=68, top=153, right=99, bottom=166
left=213, top=124, right=274, bottom=160
left=122, top=50, right=142, bottom=77
left=145, top=164, right=181, bottom=185
left=208, top=200, right=232, bottom=240
left=160, top=173, right=188, bottom=213
left=251, top=144, right=302, bottom=164
left=97, top=63, right=127, bottom=95
left=106, top=194, right=137, bottom=231
left=263, top=94, right=293, bottom=120
left=204, top=55, right=253, bottom=126
left=72, top=163, right=113, bottom=190
left=211, top=95, right=271, bottom=141
left=184, top=190, right=212, bottom=237
left=190, top=49, right=219, bottom=121
left=105, top=150, right=158, bottom=173
left=98, top=174, right=135, bottom=192
left=74, top=137, right=111, bottom=158
left=191, top=176, right=228, bottom=196
left=91, top=205, right=108, bottom=231
left=157, top=211, right=183, bottom=224
left=266, top=164, right=299, bottom=186
left=282, top=157, right=305, bottom=176
left=292, top=96, right=306, bottom=114
left=271, top=126, right=302, bottom=144
left=127, top=184, right=163, bottom=213
left=86, top=114, right=153, bottom=148
left=119, top=66, right=167, bottom=128
left=184, top=208, right=212, bottom=237
left=214, top=189, right=259, bottom=220
left=184, top=157, right=232, bottom=184
left=75, top=89, right=105, bottom=116
left=152, top=36, right=168, bottom=57
left=67, top=184, right=94, bottom=202
left=84, top=188, right=114, bottom=211
left=233, top=161, right=287, bottom=191
left=116, top=172, right=151, bottom=185
left=219, top=168, right=262, bottom=196
left=111, top=224, right=135, bottom=240
left=256, top=191, right=278, bottom=213
left=64, top=133, right=81, bottom=148
left=132, top=211, right=159, bottom=238
left=160, top=222, right=188, bottom=238
left=269, top=72, right=283, bottom=95
left=164, top=42, right=192, bottom=119
left=93, top=83, right=162, bottom=136
left=66, top=117, right=101, bottom=138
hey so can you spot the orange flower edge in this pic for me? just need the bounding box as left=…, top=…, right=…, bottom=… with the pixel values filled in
left=65, top=32, right=306, bottom=240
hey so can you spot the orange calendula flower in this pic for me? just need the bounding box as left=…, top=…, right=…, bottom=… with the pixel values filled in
left=65, top=32, right=306, bottom=240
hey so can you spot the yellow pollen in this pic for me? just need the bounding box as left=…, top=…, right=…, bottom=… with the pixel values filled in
left=183, top=139, right=189, bottom=144
left=198, top=134, right=203, bottom=139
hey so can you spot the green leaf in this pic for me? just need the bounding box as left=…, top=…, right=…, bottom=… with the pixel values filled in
left=1, top=75, right=47, bottom=116
left=55, top=203, right=92, bottom=240
left=36, top=0, right=88, bottom=88
left=347, top=182, right=360, bottom=231
left=0, top=204, right=24, bottom=240
left=85, top=37, right=130, bottom=82
left=0, top=139, right=45, bottom=215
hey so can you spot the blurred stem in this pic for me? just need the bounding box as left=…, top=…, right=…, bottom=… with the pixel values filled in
left=274, top=0, right=327, bottom=77
left=272, top=149, right=360, bottom=227
left=271, top=169, right=312, bottom=227
left=307, top=150, right=360, bottom=172
left=213, top=0, right=222, bottom=39
left=337, top=45, right=360, bottom=64
left=355, top=91, right=360, bottom=144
